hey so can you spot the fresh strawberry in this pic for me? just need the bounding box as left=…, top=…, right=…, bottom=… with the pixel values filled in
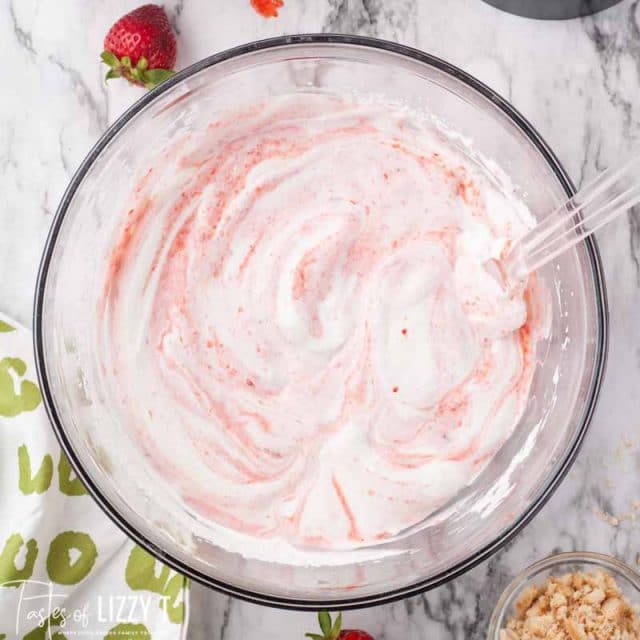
left=336, top=632, right=375, bottom=640
left=306, top=612, right=375, bottom=640
left=101, top=4, right=177, bottom=89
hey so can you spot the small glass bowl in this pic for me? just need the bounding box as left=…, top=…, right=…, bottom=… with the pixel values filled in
left=487, top=552, right=640, bottom=639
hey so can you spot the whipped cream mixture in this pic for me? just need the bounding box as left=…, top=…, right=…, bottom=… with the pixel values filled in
left=98, top=93, right=544, bottom=550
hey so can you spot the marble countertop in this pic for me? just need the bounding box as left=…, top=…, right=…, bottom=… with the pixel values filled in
left=2, top=0, right=640, bottom=637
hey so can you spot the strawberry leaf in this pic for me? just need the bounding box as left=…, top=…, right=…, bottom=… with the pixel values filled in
left=331, top=612, right=343, bottom=639
left=105, top=69, right=120, bottom=81
left=121, top=55, right=132, bottom=68
left=0, top=320, right=15, bottom=332
left=318, top=612, right=332, bottom=636
left=136, top=56, right=149, bottom=71
left=101, top=50, right=120, bottom=68
left=142, top=68, right=175, bottom=88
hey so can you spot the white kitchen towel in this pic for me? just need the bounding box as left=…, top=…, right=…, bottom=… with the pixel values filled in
left=0, top=312, right=189, bottom=640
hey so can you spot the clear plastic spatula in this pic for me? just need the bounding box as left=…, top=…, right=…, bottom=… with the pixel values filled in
left=506, top=154, right=640, bottom=279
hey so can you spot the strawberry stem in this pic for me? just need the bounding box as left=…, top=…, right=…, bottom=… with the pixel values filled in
left=100, top=50, right=119, bottom=67
left=306, top=612, right=342, bottom=640
left=101, top=50, right=175, bottom=89
left=319, top=612, right=332, bottom=636
left=331, top=613, right=343, bottom=638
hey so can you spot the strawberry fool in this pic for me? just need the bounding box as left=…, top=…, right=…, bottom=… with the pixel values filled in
left=98, top=93, right=546, bottom=552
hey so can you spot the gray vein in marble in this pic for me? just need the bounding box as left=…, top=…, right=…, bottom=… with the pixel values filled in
left=41, top=189, right=53, bottom=218
left=498, top=57, right=514, bottom=103
left=323, top=0, right=364, bottom=34
left=621, top=3, right=640, bottom=283
left=577, top=117, right=595, bottom=187
left=9, top=1, right=36, bottom=57
left=419, top=583, right=480, bottom=639
left=578, top=2, right=640, bottom=286
left=322, top=0, right=416, bottom=40
left=557, top=482, right=586, bottom=549
left=586, top=1, right=640, bottom=136
left=48, top=55, right=109, bottom=132
left=590, top=483, right=617, bottom=521
left=190, top=582, right=227, bottom=638
left=218, top=596, right=233, bottom=640
left=626, top=206, right=640, bottom=288
left=372, top=0, right=417, bottom=43
left=472, top=50, right=515, bottom=103
left=170, top=0, right=186, bottom=36
left=0, top=129, right=16, bottom=175
left=97, top=69, right=111, bottom=134
left=58, top=129, right=72, bottom=176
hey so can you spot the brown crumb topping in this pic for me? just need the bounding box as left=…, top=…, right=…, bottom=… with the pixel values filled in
left=501, top=570, right=640, bottom=639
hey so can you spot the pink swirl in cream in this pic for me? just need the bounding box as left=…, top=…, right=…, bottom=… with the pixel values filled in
left=99, top=94, right=544, bottom=550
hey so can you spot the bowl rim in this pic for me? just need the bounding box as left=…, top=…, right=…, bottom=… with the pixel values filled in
left=487, top=551, right=640, bottom=639
left=32, top=33, right=609, bottom=610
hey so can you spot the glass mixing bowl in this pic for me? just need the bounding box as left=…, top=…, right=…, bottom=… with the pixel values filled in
left=34, top=35, right=607, bottom=609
